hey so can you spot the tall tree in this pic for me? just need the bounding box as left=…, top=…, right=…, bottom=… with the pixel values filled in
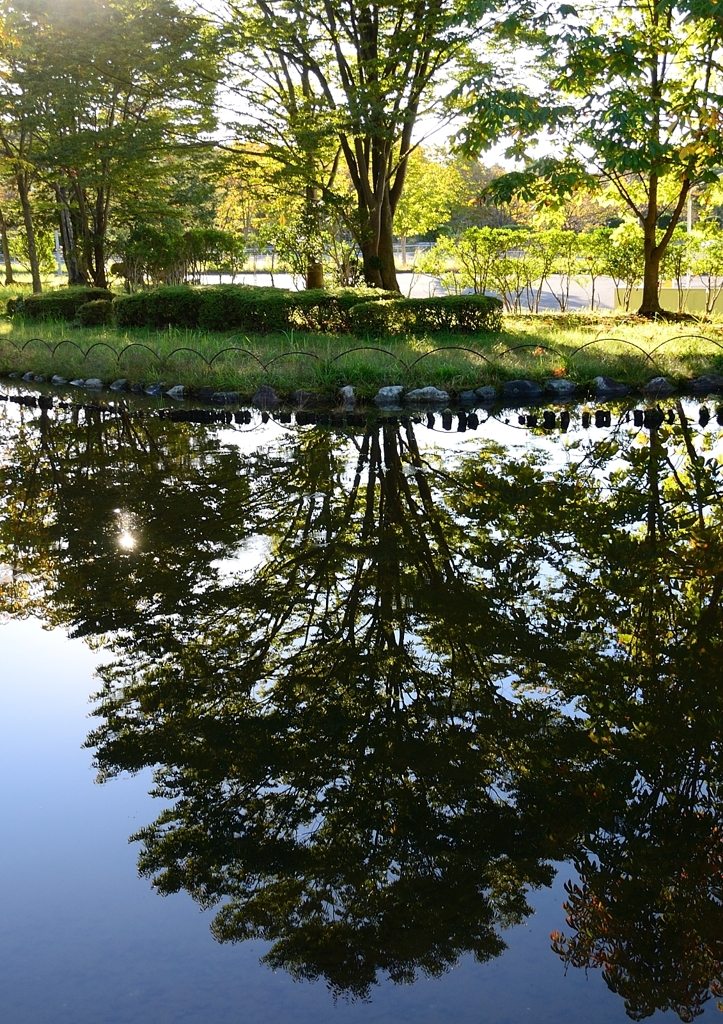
left=0, top=0, right=219, bottom=288
left=0, top=28, right=45, bottom=293
left=224, top=0, right=502, bottom=291
left=462, top=0, right=723, bottom=316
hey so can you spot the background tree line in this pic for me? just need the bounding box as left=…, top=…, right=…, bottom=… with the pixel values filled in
left=1, top=0, right=723, bottom=316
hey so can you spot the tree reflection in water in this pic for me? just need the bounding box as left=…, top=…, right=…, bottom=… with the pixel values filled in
left=2, top=398, right=723, bottom=1016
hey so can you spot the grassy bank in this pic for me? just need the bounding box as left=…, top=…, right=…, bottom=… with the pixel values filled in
left=1, top=283, right=723, bottom=397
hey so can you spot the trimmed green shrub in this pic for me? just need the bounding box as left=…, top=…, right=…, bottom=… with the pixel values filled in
left=197, top=285, right=399, bottom=333
left=197, top=285, right=292, bottom=332
left=78, top=299, right=114, bottom=327
left=22, top=287, right=114, bottom=321
left=287, top=288, right=398, bottom=332
left=111, top=284, right=421, bottom=335
left=113, top=286, right=201, bottom=329
left=348, top=294, right=503, bottom=336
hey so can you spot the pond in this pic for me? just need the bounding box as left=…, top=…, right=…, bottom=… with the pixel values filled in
left=1, top=386, right=722, bottom=1024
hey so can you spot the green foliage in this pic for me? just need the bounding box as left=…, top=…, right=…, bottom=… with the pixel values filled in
left=183, top=228, right=246, bottom=283
left=9, top=230, right=57, bottom=277
left=226, top=0, right=508, bottom=290
left=196, top=284, right=293, bottom=332
left=77, top=299, right=114, bottom=327
left=394, top=148, right=465, bottom=249
left=113, top=286, right=202, bottom=329
left=0, top=0, right=221, bottom=288
left=602, top=227, right=646, bottom=311
left=418, top=227, right=505, bottom=295
left=196, top=285, right=401, bottom=333
left=21, top=286, right=114, bottom=321
left=420, top=227, right=580, bottom=312
left=112, top=284, right=399, bottom=334
left=111, top=226, right=246, bottom=290
left=349, top=294, right=503, bottom=336
left=459, top=0, right=723, bottom=312
left=482, top=157, right=596, bottom=210
left=111, top=226, right=185, bottom=289
left=689, top=234, right=723, bottom=314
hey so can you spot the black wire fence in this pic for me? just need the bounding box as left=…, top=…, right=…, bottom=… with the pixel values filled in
left=3, top=332, right=723, bottom=376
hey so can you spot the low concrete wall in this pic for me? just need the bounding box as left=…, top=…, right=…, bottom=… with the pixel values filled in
left=615, top=286, right=723, bottom=313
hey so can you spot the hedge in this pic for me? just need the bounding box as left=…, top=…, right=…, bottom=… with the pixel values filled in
left=196, top=285, right=398, bottom=333
left=78, top=299, right=114, bottom=327
left=19, top=287, right=114, bottom=321
left=348, top=294, right=503, bottom=336
left=113, top=284, right=399, bottom=334
left=196, top=285, right=293, bottom=332
left=15, top=284, right=502, bottom=336
left=113, top=285, right=202, bottom=329
left=285, top=288, right=398, bottom=333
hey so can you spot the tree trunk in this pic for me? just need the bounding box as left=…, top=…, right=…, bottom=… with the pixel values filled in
left=0, top=210, right=14, bottom=285
left=360, top=238, right=383, bottom=288
left=638, top=213, right=663, bottom=317
left=71, top=182, right=94, bottom=283
left=378, top=196, right=398, bottom=291
left=93, top=188, right=108, bottom=289
left=636, top=175, right=691, bottom=319
left=305, top=261, right=324, bottom=289
left=303, top=182, right=321, bottom=290
left=55, top=185, right=88, bottom=286
left=357, top=191, right=400, bottom=292
left=17, top=173, right=41, bottom=293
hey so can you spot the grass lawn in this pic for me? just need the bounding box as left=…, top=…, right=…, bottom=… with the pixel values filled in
left=1, top=280, right=723, bottom=397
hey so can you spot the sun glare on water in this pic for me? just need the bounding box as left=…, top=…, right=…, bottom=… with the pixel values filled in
left=114, top=509, right=138, bottom=551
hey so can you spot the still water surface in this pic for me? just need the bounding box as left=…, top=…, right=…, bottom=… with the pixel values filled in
left=0, top=391, right=721, bottom=1023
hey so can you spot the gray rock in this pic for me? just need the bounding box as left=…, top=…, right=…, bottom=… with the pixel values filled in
left=22, top=371, right=34, bottom=382
left=591, top=376, right=630, bottom=396
left=475, top=386, right=498, bottom=403
left=374, top=385, right=404, bottom=406
left=290, top=389, right=325, bottom=407
left=8, top=372, right=21, bottom=378
left=339, top=385, right=356, bottom=409
left=144, top=382, right=165, bottom=397
left=544, top=378, right=578, bottom=396
left=642, top=376, right=676, bottom=396
left=109, top=378, right=128, bottom=392
left=51, top=375, right=67, bottom=385
left=689, top=374, right=723, bottom=394
left=253, top=385, right=280, bottom=409
left=85, top=378, right=104, bottom=390
left=69, top=379, right=86, bottom=387
left=502, top=379, right=543, bottom=400
left=405, top=386, right=450, bottom=406
left=459, top=390, right=478, bottom=406
left=166, top=385, right=185, bottom=400
left=212, top=390, right=241, bottom=405
left=33, top=375, right=45, bottom=383
left=130, top=382, right=145, bottom=394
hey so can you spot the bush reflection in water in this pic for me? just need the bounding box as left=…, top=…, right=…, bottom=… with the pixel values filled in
left=1, top=398, right=723, bottom=1020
